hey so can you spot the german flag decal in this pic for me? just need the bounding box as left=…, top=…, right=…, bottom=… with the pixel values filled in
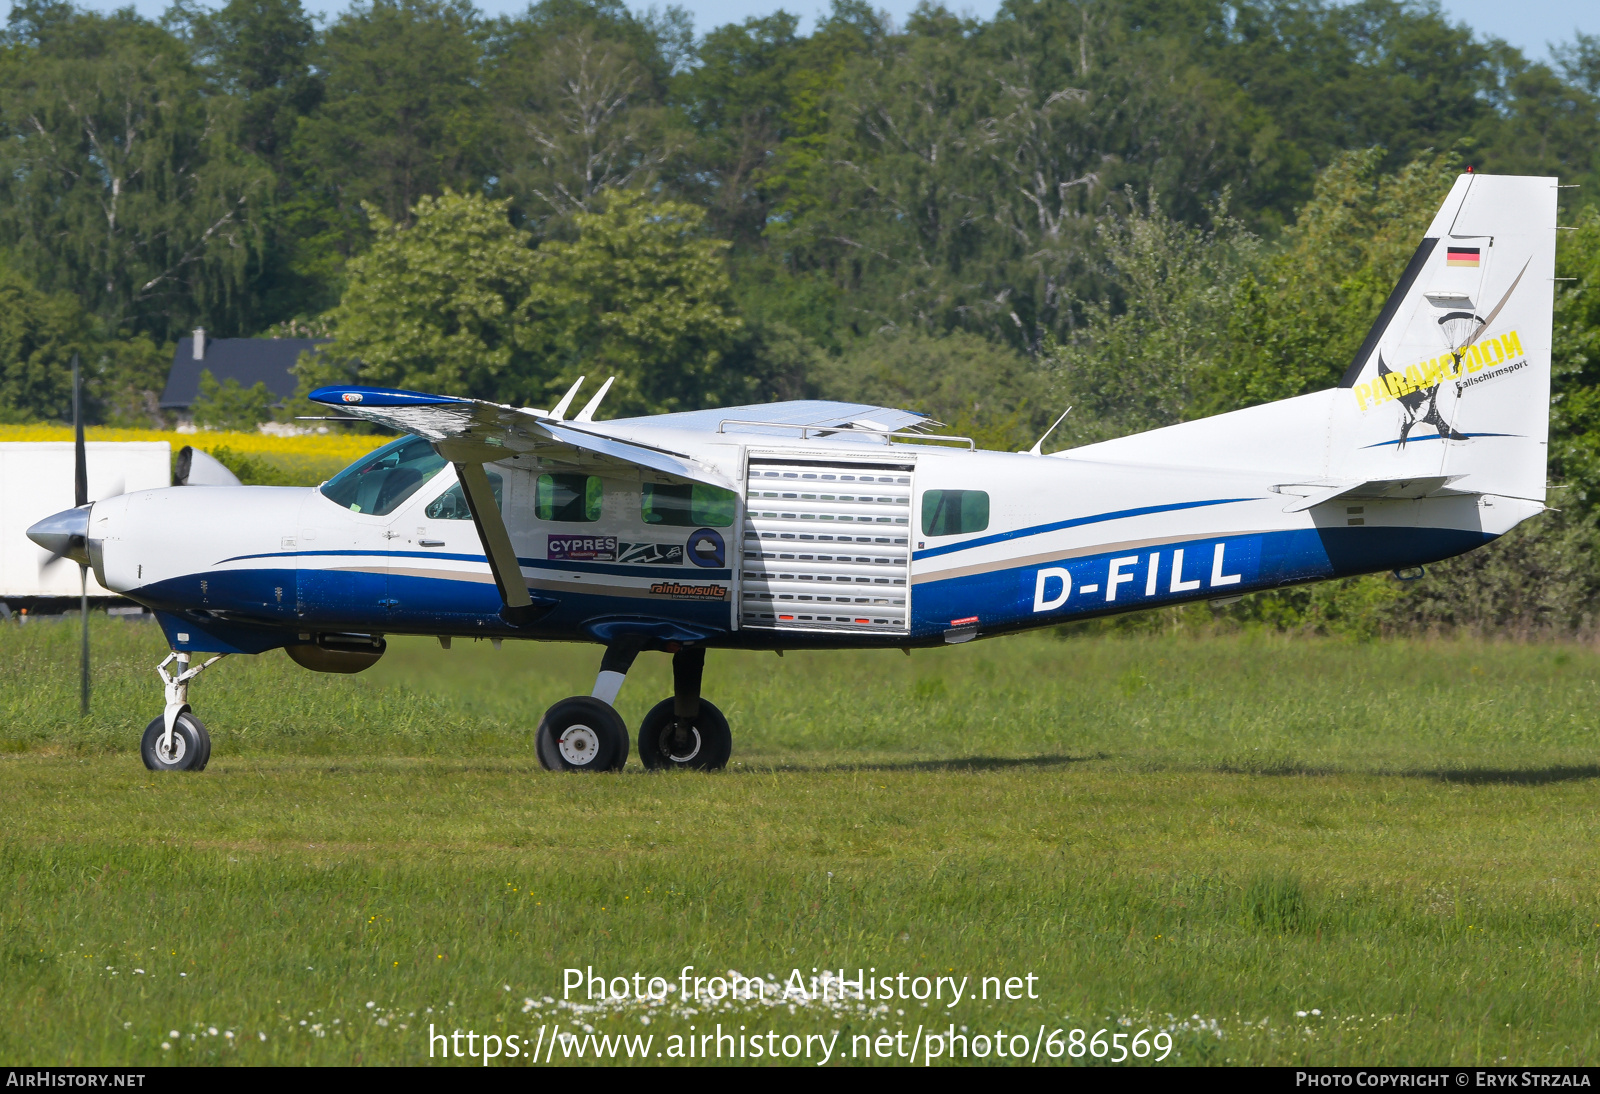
left=1446, top=246, right=1481, bottom=267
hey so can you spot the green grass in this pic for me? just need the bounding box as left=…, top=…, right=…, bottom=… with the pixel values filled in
left=5, top=620, right=1600, bottom=1065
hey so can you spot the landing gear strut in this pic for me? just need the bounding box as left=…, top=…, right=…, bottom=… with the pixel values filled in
left=141, top=651, right=226, bottom=772
left=638, top=648, right=732, bottom=771
left=534, top=643, right=731, bottom=772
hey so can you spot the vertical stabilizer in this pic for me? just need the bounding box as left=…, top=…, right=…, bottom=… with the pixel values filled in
left=1332, top=174, right=1558, bottom=503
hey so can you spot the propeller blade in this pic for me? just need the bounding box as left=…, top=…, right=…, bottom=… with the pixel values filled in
left=79, top=562, right=90, bottom=717
left=72, top=354, right=87, bottom=508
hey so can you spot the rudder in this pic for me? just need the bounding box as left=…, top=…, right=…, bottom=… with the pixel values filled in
left=1334, top=174, right=1558, bottom=504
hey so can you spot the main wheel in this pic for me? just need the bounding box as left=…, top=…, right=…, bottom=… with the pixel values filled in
left=140, top=712, right=211, bottom=772
left=536, top=697, right=629, bottom=772
left=637, top=698, right=731, bottom=771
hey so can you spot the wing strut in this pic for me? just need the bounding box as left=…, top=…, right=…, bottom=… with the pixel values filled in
left=454, top=462, right=549, bottom=626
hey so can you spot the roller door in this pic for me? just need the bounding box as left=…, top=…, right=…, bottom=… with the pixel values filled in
left=740, top=459, right=913, bottom=634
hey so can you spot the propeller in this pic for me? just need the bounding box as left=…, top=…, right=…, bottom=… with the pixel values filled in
left=26, top=354, right=116, bottom=715
left=73, top=354, right=89, bottom=717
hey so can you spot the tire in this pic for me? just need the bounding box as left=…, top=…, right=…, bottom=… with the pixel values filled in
left=637, top=698, right=731, bottom=771
left=140, top=712, right=211, bottom=772
left=536, top=697, right=629, bottom=772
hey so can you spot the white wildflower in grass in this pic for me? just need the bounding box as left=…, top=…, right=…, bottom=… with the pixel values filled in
left=169, top=1031, right=179, bottom=1039
left=133, top=969, right=144, bottom=975
left=160, top=1043, right=171, bottom=1051
left=208, top=1027, right=218, bottom=1036
left=366, top=1001, right=374, bottom=1009
left=225, top=1031, right=234, bottom=1039
left=258, top=1033, right=267, bottom=1042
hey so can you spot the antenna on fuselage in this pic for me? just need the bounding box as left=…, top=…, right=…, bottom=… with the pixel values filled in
left=1027, top=406, right=1072, bottom=456
left=549, top=376, right=585, bottom=421
left=574, top=376, right=615, bottom=423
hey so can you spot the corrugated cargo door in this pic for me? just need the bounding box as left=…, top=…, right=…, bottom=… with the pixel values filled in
left=740, top=458, right=914, bottom=634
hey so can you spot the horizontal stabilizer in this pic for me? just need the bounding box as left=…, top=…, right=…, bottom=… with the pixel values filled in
left=1274, top=476, right=1465, bottom=513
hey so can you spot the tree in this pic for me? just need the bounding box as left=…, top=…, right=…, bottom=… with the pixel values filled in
left=313, top=187, right=742, bottom=414
left=1214, top=148, right=1460, bottom=411
left=191, top=367, right=275, bottom=430
left=0, top=3, right=271, bottom=339
left=485, top=0, right=685, bottom=228
left=0, top=264, right=88, bottom=423
left=291, top=0, right=486, bottom=228
left=311, top=190, right=542, bottom=401
left=181, top=0, right=322, bottom=164
left=813, top=329, right=1052, bottom=450
left=1047, top=192, right=1258, bottom=443
left=532, top=190, right=742, bottom=412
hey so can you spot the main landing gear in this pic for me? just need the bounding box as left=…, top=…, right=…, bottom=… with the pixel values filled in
left=536, top=645, right=732, bottom=773
left=141, top=651, right=226, bottom=772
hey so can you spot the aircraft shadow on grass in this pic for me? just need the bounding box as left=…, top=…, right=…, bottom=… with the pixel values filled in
left=1404, top=765, right=1600, bottom=786
left=747, top=753, right=1089, bottom=774
left=1208, top=761, right=1600, bottom=785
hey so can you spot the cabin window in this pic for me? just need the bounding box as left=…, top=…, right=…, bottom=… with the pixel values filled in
left=424, top=470, right=504, bottom=520
left=537, top=473, right=603, bottom=522
left=921, top=490, right=989, bottom=536
left=642, top=482, right=737, bottom=527
left=319, top=435, right=447, bottom=516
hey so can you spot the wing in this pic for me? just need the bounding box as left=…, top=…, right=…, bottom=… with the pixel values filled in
left=309, top=384, right=738, bottom=490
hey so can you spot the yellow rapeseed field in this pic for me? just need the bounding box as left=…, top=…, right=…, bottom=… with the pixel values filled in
left=0, top=425, right=391, bottom=485
left=0, top=424, right=387, bottom=461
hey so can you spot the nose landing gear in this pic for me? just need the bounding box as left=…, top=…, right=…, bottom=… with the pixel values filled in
left=141, top=651, right=226, bottom=772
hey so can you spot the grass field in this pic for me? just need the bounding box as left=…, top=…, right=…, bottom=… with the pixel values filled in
left=4, top=620, right=1600, bottom=1066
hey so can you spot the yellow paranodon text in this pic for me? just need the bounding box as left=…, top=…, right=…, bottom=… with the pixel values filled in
left=1354, top=329, right=1525, bottom=411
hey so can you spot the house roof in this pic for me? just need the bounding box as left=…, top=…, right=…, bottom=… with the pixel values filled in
left=160, top=337, right=329, bottom=409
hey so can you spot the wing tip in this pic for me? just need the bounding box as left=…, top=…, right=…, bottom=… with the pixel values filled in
left=309, top=385, right=468, bottom=408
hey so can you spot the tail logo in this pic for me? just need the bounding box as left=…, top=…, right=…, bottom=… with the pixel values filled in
left=1351, top=258, right=1531, bottom=448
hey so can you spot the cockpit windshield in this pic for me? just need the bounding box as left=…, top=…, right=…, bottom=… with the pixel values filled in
left=319, top=435, right=446, bottom=515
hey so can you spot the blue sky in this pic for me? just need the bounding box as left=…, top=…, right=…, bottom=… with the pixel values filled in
left=61, top=0, right=1600, bottom=63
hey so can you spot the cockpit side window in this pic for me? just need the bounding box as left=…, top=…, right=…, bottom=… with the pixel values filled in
left=920, top=489, right=989, bottom=536
left=425, top=470, right=504, bottom=520
left=319, top=435, right=447, bottom=516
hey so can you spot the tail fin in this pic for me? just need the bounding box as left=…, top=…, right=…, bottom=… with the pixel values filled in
left=1060, top=173, right=1558, bottom=509
left=1333, top=173, right=1558, bottom=503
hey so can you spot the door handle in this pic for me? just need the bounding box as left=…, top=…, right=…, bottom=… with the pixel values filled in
left=419, top=539, right=445, bottom=547
left=378, top=598, right=400, bottom=609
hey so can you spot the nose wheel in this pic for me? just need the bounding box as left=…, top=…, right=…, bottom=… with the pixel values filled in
left=140, top=711, right=211, bottom=771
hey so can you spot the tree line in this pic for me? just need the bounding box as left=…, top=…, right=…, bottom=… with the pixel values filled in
left=2, top=0, right=1599, bottom=633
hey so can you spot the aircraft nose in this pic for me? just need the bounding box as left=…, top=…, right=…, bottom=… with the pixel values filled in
left=27, top=505, right=91, bottom=563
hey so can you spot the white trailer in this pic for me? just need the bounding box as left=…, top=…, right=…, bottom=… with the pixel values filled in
left=0, top=442, right=171, bottom=599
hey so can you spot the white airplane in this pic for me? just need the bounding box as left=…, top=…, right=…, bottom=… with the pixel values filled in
left=28, top=173, right=1557, bottom=773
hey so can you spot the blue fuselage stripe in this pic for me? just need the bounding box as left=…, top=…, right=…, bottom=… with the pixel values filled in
left=215, top=548, right=731, bottom=581
left=911, top=497, right=1254, bottom=561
